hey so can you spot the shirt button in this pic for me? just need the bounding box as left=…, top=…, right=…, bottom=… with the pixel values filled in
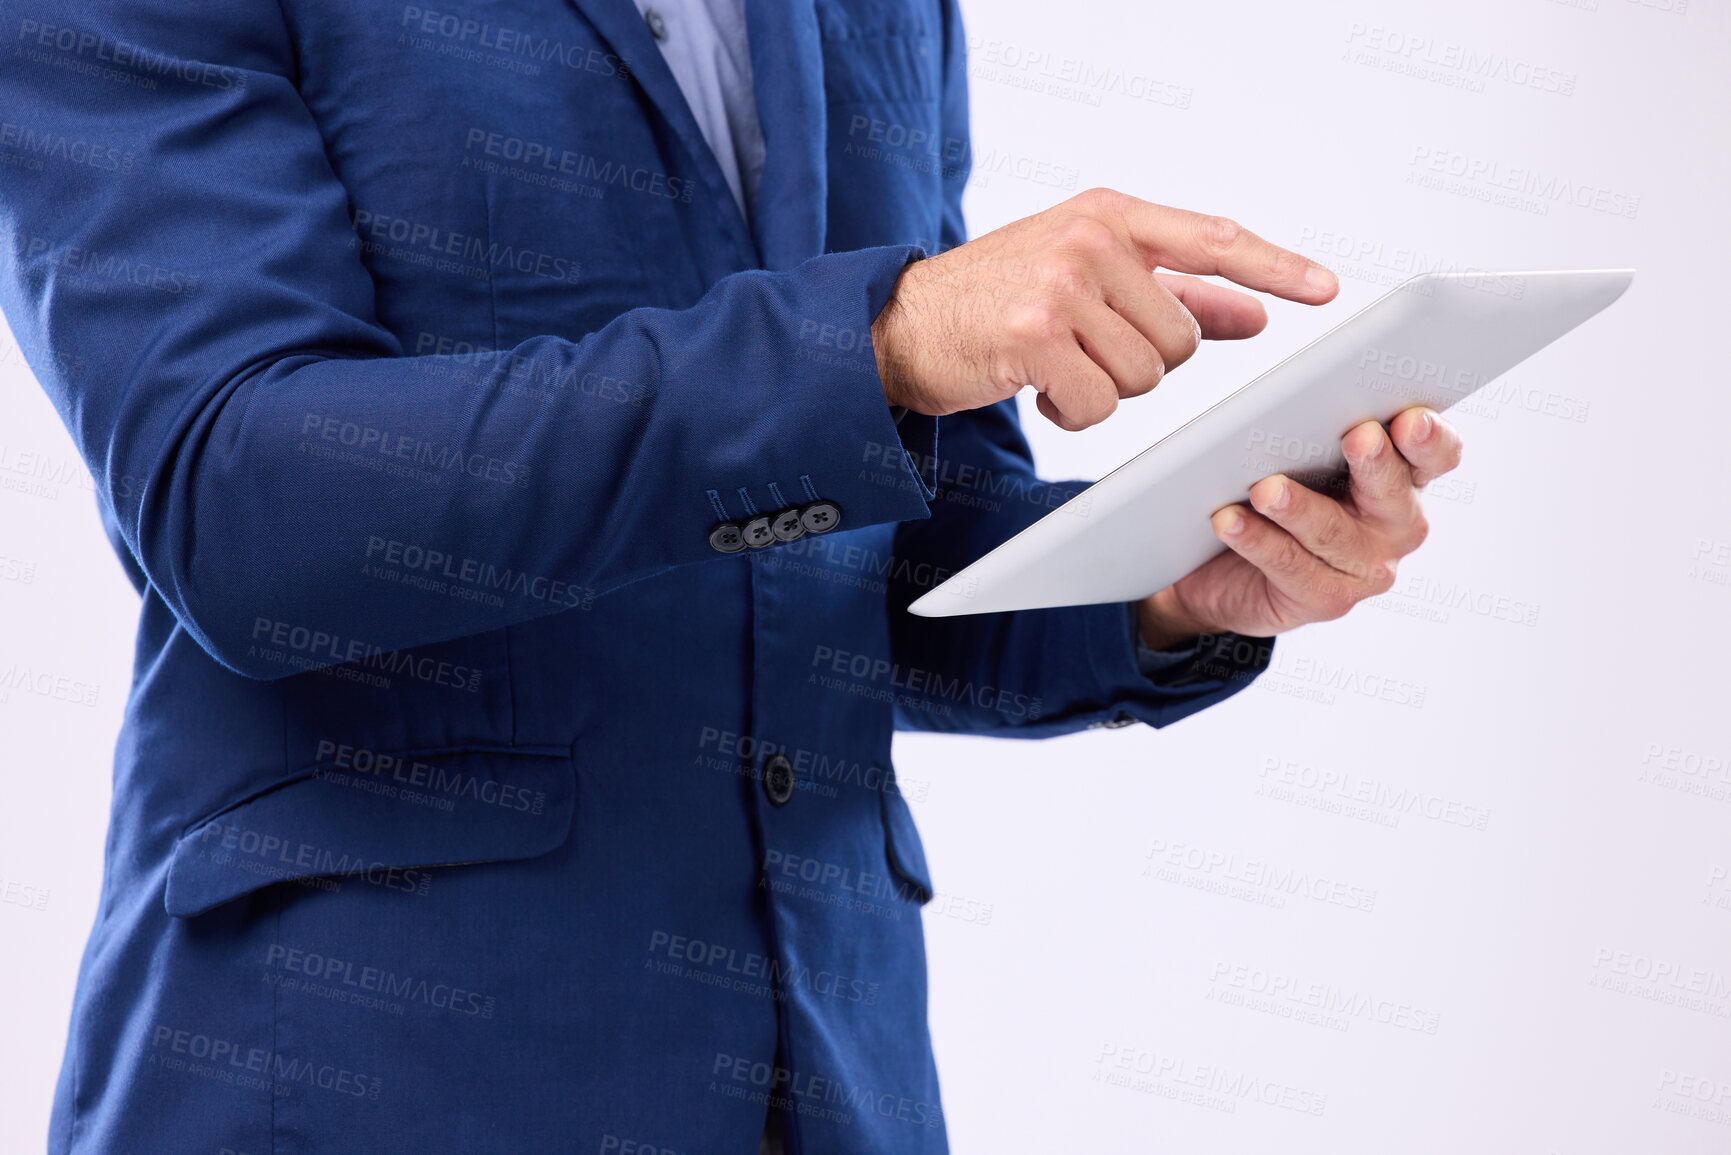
left=643, top=7, right=669, bottom=40
left=798, top=501, right=842, bottom=535
left=763, top=754, right=795, bottom=806
left=742, top=516, right=776, bottom=549
left=770, top=508, right=806, bottom=542
left=709, top=522, right=746, bottom=553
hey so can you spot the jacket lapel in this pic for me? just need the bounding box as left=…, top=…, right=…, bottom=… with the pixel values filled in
left=564, top=0, right=758, bottom=263
left=742, top=0, right=828, bottom=270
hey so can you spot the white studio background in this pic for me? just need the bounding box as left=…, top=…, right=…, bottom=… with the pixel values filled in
left=0, top=0, right=1724, bottom=1150
left=904, top=1, right=1729, bottom=1153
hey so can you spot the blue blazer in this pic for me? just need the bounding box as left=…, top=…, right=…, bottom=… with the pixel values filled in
left=0, top=0, right=1270, bottom=1150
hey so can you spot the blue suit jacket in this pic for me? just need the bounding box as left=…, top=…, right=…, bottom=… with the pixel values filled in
left=0, top=0, right=1271, bottom=1150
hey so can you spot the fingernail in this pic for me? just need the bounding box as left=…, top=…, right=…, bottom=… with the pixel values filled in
left=1269, top=480, right=1291, bottom=512
left=1415, top=410, right=1436, bottom=442
left=1217, top=508, right=1245, bottom=537
left=1305, top=264, right=1337, bottom=295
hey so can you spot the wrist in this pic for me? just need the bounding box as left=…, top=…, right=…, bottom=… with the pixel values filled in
left=871, top=267, right=917, bottom=412
left=1136, top=586, right=1216, bottom=651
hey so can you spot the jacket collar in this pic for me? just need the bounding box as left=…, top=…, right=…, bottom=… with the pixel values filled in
left=565, top=0, right=828, bottom=271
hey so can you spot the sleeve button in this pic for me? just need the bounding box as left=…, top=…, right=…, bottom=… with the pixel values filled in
left=708, top=522, right=746, bottom=553
left=742, top=516, right=776, bottom=548
left=798, top=501, right=842, bottom=535
left=771, top=508, right=806, bottom=542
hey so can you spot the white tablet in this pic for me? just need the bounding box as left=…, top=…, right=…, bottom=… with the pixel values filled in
left=907, top=268, right=1634, bottom=618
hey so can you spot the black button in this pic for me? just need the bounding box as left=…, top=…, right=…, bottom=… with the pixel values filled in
left=763, top=754, right=795, bottom=806
left=708, top=522, right=746, bottom=554
left=643, top=7, right=668, bottom=40
left=771, top=508, right=806, bottom=542
left=742, top=516, right=775, bottom=549
left=798, top=501, right=841, bottom=535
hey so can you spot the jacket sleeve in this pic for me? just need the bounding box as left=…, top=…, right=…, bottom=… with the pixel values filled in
left=0, top=0, right=937, bottom=680
left=884, top=0, right=1272, bottom=737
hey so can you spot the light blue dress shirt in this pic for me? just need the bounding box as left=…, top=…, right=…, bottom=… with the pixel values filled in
left=630, top=0, right=767, bottom=226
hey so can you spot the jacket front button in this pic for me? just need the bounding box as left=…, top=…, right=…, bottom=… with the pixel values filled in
left=798, top=501, right=841, bottom=535
left=763, top=753, right=795, bottom=806
left=771, top=508, right=806, bottom=542
left=742, top=516, right=776, bottom=548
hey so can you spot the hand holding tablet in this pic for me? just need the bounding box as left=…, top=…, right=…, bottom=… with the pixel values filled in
left=1135, top=404, right=1464, bottom=648
left=907, top=268, right=1634, bottom=628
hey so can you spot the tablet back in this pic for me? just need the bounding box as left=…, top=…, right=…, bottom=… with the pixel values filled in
left=908, top=268, right=1633, bottom=618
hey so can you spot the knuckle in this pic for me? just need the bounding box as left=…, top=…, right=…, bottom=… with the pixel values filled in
left=1270, top=534, right=1306, bottom=574
left=1312, top=512, right=1347, bottom=551
left=1137, top=348, right=1166, bottom=393
left=1073, top=186, right=1128, bottom=215
left=1181, top=314, right=1202, bottom=358
left=1356, top=452, right=1395, bottom=489
left=1006, top=301, right=1067, bottom=346
left=1197, top=214, right=1242, bottom=252
left=1404, top=510, right=1431, bottom=552
left=1033, top=253, right=1093, bottom=299
left=1056, top=217, right=1118, bottom=260
left=1164, top=313, right=1201, bottom=365
left=1122, top=350, right=1164, bottom=397
left=1319, top=583, right=1357, bottom=620
left=1268, top=246, right=1310, bottom=286
left=1036, top=304, right=1072, bottom=343
left=1057, top=390, right=1116, bottom=431
left=1083, top=387, right=1119, bottom=426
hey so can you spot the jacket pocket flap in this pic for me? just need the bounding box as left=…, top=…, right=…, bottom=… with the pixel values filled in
left=165, top=746, right=574, bottom=918
left=878, top=775, right=933, bottom=905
